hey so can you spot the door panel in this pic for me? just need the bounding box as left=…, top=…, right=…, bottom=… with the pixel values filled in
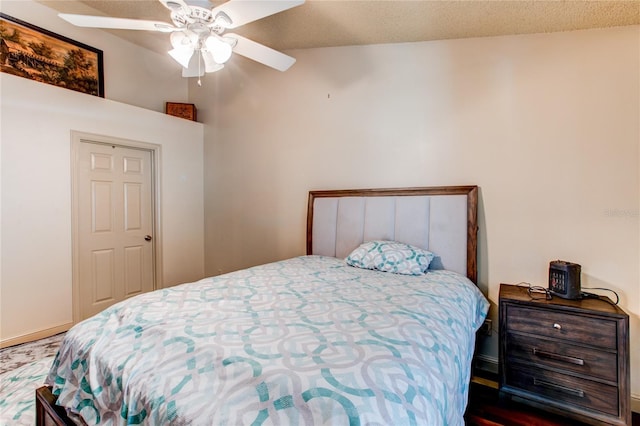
left=92, top=249, right=115, bottom=303
left=124, top=245, right=144, bottom=295
left=124, top=183, right=142, bottom=231
left=91, top=181, right=113, bottom=232
left=91, top=152, right=112, bottom=171
left=78, top=142, right=154, bottom=320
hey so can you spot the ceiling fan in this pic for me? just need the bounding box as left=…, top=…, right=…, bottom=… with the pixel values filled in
left=58, top=0, right=304, bottom=78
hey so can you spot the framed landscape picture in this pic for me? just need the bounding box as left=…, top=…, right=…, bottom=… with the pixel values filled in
left=0, top=13, right=104, bottom=97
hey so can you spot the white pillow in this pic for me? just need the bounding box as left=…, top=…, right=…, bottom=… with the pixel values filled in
left=345, top=240, right=435, bottom=275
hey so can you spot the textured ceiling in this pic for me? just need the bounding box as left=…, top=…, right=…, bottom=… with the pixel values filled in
left=38, top=0, right=640, bottom=55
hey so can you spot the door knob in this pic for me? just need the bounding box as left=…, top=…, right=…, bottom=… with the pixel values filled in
left=144, top=235, right=152, bottom=241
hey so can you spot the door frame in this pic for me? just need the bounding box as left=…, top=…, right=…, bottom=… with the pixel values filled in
left=70, top=131, right=163, bottom=324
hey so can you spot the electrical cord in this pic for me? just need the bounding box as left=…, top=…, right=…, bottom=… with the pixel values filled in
left=516, top=282, right=552, bottom=300
left=515, top=282, right=619, bottom=305
left=581, top=287, right=620, bottom=305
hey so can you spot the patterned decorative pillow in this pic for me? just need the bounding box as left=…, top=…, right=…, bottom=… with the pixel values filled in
left=345, top=240, right=435, bottom=275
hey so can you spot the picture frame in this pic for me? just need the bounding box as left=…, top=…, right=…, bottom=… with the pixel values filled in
left=166, top=102, right=197, bottom=121
left=0, top=13, right=104, bottom=97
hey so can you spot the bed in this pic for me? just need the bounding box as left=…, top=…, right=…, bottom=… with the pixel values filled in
left=36, top=185, right=489, bottom=425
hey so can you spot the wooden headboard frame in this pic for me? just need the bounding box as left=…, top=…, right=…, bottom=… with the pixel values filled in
left=306, top=186, right=478, bottom=283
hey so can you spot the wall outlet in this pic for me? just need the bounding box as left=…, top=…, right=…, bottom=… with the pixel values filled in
left=479, top=319, right=492, bottom=336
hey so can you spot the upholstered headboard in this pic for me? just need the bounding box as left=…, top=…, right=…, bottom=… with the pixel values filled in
left=306, top=186, right=478, bottom=283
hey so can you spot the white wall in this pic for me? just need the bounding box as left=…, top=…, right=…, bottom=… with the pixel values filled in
left=0, top=73, right=205, bottom=344
left=0, top=0, right=189, bottom=112
left=0, top=0, right=202, bottom=345
left=191, top=26, right=640, bottom=398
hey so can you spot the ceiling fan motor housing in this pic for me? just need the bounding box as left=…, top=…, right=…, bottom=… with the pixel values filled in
left=171, top=7, right=231, bottom=34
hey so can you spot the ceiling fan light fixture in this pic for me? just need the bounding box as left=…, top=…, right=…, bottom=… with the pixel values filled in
left=201, top=51, right=224, bottom=73
left=182, top=53, right=205, bottom=77
left=205, top=36, right=232, bottom=64
left=170, top=31, right=189, bottom=48
left=168, top=47, right=195, bottom=68
left=182, top=65, right=204, bottom=78
left=170, top=30, right=200, bottom=51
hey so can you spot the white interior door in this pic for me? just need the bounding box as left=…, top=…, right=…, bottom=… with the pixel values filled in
left=76, top=141, right=155, bottom=320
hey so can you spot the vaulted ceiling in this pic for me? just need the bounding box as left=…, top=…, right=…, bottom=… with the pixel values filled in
left=38, top=0, right=640, bottom=55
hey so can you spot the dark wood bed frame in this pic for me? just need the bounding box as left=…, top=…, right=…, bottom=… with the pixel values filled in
left=36, top=386, right=74, bottom=425
left=36, top=185, right=479, bottom=425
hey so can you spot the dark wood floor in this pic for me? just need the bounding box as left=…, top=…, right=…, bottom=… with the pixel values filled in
left=465, top=377, right=639, bottom=426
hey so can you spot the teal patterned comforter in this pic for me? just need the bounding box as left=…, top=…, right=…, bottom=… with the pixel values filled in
left=47, top=256, right=489, bottom=425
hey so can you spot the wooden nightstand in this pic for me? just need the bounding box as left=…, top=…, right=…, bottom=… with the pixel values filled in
left=499, top=283, right=630, bottom=426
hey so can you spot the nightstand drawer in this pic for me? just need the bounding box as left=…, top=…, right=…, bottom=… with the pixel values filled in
left=506, top=332, right=617, bottom=382
left=506, top=364, right=619, bottom=416
left=506, top=305, right=617, bottom=349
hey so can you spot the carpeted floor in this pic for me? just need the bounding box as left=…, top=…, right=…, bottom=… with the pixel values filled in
left=0, top=333, right=65, bottom=425
left=0, top=333, right=65, bottom=374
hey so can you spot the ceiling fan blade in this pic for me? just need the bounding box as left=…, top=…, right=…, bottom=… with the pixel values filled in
left=158, top=0, right=190, bottom=13
left=227, top=33, right=295, bottom=71
left=211, top=0, right=304, bottom=29
left=58, top=14, right=176, bottom=32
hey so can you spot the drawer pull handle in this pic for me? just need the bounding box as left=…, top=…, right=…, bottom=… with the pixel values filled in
left=553, top=323, right=562, bottom=330
left=533, top=378, right=585, bottom=398
left=532, top=348, right=584, bottom=366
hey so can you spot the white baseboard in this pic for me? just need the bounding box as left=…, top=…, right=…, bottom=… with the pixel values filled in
left=0, top=323, right=72, bottom=349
